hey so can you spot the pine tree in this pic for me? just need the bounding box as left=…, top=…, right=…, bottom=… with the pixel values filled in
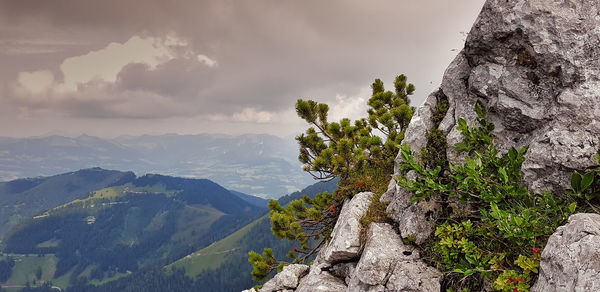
left=249, top=75, right=415, bottom=281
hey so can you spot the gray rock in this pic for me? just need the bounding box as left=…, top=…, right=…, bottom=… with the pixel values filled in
left=330, top=262, right=357, bottom=285
left=295, top=265, right=347, bottom=292
left=346, top=276, right=385, bottom=292
left=533, top=213, right=600, bottom=292
left=385, top=93, right=442, bottom=244
left=386, top=260, right=442, bottom=292
left=451, top=0, right=600, bottom=193
left=352, top=223, right=418, bottom=286
left=259, top=264, right=309, bottom=292
left=320, top=192, right=373, bottom=265
left=241, top=289, right=256, bottom=292
left=386, top=0, right=600, bottom=248
left=385, top=185, right=438, bottom=245
left=396, top=92, right=438, bottom=168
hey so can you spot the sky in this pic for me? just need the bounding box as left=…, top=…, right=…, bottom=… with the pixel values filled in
left=0, top=0, right=486, bottom=138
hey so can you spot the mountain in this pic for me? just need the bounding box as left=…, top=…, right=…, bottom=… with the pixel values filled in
left=0, top=168, right=135, bottom=237
left=65, top=179, right=339, bottom=292
left=229, top=190, right=268, bottom=208
left=0, top=134, right=313, bottom=199
left=1, top=173, right=263, bottom=290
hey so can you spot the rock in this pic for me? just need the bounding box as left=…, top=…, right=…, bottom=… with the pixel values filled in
left=351, top=223, right=418, bottom=286
left=330, top=262, right=357, bottom=285
left=241, top=289, right=256, bottom=292
left=346, top=277, right=385, bottom=292
left=384, top=185, right=438, bottom=245
left=533, top=213, right=600, bottom=292
left=397, top=92, right=439, bottom=168
left=320, top=192, right=373, bottom=264
left=384, top=93, right=443, bottom=244
left=452, top=0, right=600, bottom=192
left=259, top=264, right=309, bottom=292
left=386, top=260, right=442, bottom=292
left=386, top=0, right=600, bottom=247
left=295, top=264, right=347, bottom=292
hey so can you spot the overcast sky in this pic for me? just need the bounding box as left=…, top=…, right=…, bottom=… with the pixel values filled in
left=0, top=0, right=485, bottom=138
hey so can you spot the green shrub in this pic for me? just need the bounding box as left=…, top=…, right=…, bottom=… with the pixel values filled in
left=395, top=102, right=589, bottom=291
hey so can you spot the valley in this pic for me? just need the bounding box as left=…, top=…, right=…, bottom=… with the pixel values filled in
left=0, top=169, right=335, bottom=292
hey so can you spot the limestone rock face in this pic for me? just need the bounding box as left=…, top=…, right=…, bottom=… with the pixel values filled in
left=254, top=198, right=441, bottom=292
left=344, top=222, right=440, bottom=291
left=385, top=0, right=600, bottom=245
left=321, top=192, right=373, bottom=264
left=259, top=264, right=309, bottom=292
left=351, top=223, right=418, bottom=287
left=533, top=213, right=600, bottom=292
left=453, top=0, right=600, bottom=192
left=386, top=260, right=442, bottom=292
left=295, top=261, right=347, bottom=292
left=343, top=222, right=440, bottom=291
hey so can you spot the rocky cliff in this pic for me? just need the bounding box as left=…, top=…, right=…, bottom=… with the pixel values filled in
left=248, top=0, right=600, bottom=291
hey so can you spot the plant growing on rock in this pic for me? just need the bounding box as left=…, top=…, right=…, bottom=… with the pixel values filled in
left=248, top=75, right=415, bottom=282
left=569, top=149, right=600, bottom=202
left=396, top=103, right=579, bottom=292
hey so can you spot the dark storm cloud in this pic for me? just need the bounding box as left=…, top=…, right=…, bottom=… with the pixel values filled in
left=0, top=0, right=486, bottom=135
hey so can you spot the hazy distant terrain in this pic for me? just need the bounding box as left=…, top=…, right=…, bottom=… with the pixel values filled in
left=0, top=134, right=313, bottom=199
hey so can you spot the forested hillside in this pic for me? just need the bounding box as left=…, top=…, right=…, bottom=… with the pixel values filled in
left=65, top=179, right=338, bottom=292
left=1, top=173, right=264, bottom=290
left=0, top=168, right=135, bottom=237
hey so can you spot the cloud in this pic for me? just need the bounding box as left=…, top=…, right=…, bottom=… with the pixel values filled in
left=329, top=93, right=368, bottom=122
left=232, top=108, right=274, bottom=123
left=8, top=33, right=219, bottom=118
left=59, top=35, right=175, bottom=90
left=196, top=55, right=217, bottom=67
left=16, top=70, right=54, bottom=95
left=0, top=0, right=487, bottom=137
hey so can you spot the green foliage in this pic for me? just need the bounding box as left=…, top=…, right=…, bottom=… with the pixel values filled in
left=396, top=103, right=580, bottom=291
left=248, top=248, right=277, bottom=282
left=295, top=75, right=414, bottom=180
left=569, top=150, right=600, bottom=201
left=251, top=75, right=415, bottom=283
left=268, top=191, right=338, bottom=252
left=359, top=191, right=391, bottom=232
left=421, top=90, right=450, bottom=174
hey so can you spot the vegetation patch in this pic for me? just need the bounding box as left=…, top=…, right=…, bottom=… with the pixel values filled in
left=396, top=102, right=600, bottom=292
left=420, top=89, right=450, bottom=174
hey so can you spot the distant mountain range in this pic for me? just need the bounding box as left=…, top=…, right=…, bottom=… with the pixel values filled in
left=0, top=134, right=314, bottom=199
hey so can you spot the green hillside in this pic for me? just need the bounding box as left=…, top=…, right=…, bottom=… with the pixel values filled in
left=0, top=168, right=135, bottom=237
left=1, top=173, right=263, bottom=290
left=63, top=179, right=338, bottom=292
left=169, top=213, right=267, bottom=276
left=169, top=179, right=339, bottom=289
